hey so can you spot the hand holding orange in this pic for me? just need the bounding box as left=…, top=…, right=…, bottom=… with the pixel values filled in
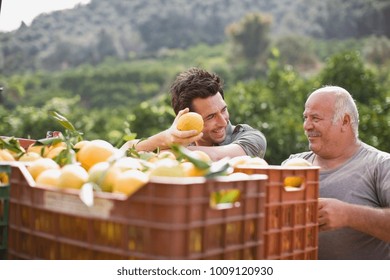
left=177, top=112, right=204, bottom=134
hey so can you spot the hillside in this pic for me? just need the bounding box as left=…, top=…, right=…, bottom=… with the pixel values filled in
left=0, top=0, right=389, bottom=75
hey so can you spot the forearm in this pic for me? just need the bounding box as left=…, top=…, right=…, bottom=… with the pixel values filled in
left=345, top=203, right=390, bottom=242
left=187, top=144, right=245, bottom=161
left=121, top=131, right=170, bottom=153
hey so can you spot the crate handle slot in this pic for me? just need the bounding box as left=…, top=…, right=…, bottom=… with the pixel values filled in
left=283, top=176, right=305, bottom=191
left=0, top=172, right=9, bottom=186
left=209, top=188, right=241, bottom=210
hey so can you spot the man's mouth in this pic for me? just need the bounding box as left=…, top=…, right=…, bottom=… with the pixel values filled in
left=306, top=131, right=320, bottom=139
left=213, top=127, right=225, bottom=138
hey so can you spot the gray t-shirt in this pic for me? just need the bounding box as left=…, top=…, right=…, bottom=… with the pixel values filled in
left=287, top=142, right=390, bottom=259
left=219, top=122, right=267, bottom=158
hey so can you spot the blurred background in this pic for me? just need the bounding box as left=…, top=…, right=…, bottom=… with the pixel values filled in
left=0, top=0, right=389, bottom=164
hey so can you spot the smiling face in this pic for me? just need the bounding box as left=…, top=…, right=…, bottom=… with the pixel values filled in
left=303, top=91, right=343, bottom=158
left=192, top=92, right=229, bottom=146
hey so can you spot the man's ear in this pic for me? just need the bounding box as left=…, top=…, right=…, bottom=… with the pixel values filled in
left=342, top=114, right=351, bottom=131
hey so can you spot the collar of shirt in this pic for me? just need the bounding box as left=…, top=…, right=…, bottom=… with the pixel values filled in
left=217, top=121, right=235, bottom=146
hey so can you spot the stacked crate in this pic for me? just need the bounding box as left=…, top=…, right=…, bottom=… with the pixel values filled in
left=7, top=163, right=268, bottom=260
left=234, top=165, right=320, bottom=259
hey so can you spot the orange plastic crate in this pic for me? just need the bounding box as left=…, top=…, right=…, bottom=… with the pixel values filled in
left=234, top=165, right=320, bottom=260
left=7, top=163, right=267, bottom=260
left=16, top=138, right=36, bottom=149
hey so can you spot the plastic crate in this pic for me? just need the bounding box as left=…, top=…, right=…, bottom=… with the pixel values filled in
left=234, top=165, right=319, bottom=260
left=7, top=163, right=267, bottom=260
left=0, top=164, right=11, bottom=259
left=17, top=138, right=36, bottom=149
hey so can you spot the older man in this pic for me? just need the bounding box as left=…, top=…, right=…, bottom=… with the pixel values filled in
left=285, top=85, right=390, bottom=259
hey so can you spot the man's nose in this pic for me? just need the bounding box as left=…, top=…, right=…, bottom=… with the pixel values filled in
left=216, top=113, right=228, bottom=126
left=304, top=119, right=315, bottom=132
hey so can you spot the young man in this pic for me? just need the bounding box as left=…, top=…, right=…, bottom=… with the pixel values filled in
left=121, top=67, right=266, bottom=161
left=285, top=85, right=390, bottom=259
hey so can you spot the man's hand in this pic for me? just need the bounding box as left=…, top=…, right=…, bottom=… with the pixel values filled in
left=318, top=198, right=350, bottom=231
left=163, top=108, right=203, bottom=147
left=318, top=197, right=390, bottom=242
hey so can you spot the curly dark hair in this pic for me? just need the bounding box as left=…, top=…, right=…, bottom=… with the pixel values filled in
left=170, top=67, right=224, bottom=115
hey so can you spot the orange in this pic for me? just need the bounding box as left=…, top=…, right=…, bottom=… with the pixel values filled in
left=51, top=141, right=67, bottom=149
left=149, top=158, right=186, bottom=177
left=0, top=149, right=16, bottom=161
left=180, top=161, right=207, bottom=177
left=185, top=150, right=212, bottom=165
left=112, top=169, right=149, bottom=196
left=284, top=176, right=303, bottom=188
left=282, top=158, right=312, bottom=166
left=35, top=169, right=62, bottom=187
left=88, top=161, right=121, bottom=192
left=27, top=158, right=60, bottom=180
left=76, top=139, right=116, bottom=171
left=177, top=112, right=204, bottom=133
left=27, top=144, right=50, bottom=157
left=46, top=146, right=67, bottom=159
left=157, top=150, right=177, bottom=160
left=112, top=157, right=143, bottom=171
left=137, top=151, right=159, bottom=163
left=57, top=164, right=89, bottom=189
left=18, top=152, right=42, bottom=162
left=228, top=155, right=251, bottom=167
left=227, top=172, right=250, bottom=180
left=74, top=140, right=90, bottom=152
left=242, top=157, right=268, bottom=166
left=229, top=155, right=268, bottom=167
left=0, top=172, right=9, bottom=185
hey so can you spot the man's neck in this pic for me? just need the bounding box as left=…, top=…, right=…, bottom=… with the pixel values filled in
left=314, top=139, right=361, bottom=170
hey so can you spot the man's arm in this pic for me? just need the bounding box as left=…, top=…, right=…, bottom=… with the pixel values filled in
left=318, top=198, right=390, bottom=242
left=120, top=108, right=202, bottom=153
left=187, top=144, right=246, bottom=161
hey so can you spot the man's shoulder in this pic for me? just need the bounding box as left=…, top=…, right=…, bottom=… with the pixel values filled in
left=360, top=142, right=390, bottom=163
left=234, top=123, right=258, bottom=132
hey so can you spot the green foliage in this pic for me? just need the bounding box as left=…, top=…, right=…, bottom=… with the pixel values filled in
left=226, top=12, right=272, bottom=63
left=2, top=0, right=388, bottom=75
left=359, top=98, right=390, bottom=152
left=129, top=98, right=174, bottom=139
left=1, top=32, right=389, bottom=165
left=362, top=36, right=390, bottom=66
left=318, top=51, right=381, bottom=104
left=226, top=55, right=313, bottom=164
left=273, top=36, right=319, bottom=73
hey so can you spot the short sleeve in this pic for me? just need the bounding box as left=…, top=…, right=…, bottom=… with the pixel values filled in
left=231, top=124, right=267, bottom=158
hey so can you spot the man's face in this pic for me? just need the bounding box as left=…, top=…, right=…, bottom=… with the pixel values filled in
left=303, top=92, right=343, bottom=158
left=192, top=92, right=229, bottom=146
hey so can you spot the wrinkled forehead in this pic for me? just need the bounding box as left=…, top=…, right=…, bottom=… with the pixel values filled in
left=304, top=91, right=336, bottom=115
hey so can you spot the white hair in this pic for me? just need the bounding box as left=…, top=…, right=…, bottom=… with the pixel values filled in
left=312, top=86, right=360, bottom=137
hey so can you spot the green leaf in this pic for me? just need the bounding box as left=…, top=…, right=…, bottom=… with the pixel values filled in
left=0, top=136, right=25, bottom=154
left=34, top=137, right=63, bottom=146
left=205, top=158, right=232, bottom=179
left=123, top=133, right=137, bottom=142
left=171, top=144, right=210, bottom=170
left=219, top=189, right=241, bottom=204
left=48, top=110, right=76, bottom=132
left=52, top=148, right=76, bottom=167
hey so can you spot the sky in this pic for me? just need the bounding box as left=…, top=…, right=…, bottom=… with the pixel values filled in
left=0, top=0, right=91, bottom=32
